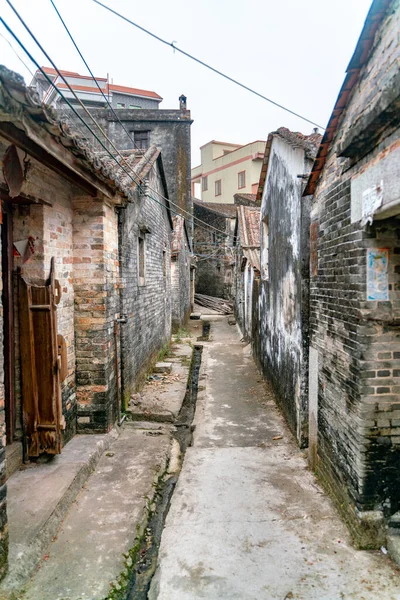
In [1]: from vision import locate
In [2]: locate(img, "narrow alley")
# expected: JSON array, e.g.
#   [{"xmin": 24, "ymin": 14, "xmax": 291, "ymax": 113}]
[{"xmin": 149, "ymin": 317, "xmax": 400, "ymax": 600}]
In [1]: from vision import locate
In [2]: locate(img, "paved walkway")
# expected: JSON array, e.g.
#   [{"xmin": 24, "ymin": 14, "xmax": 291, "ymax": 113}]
[{"xmin": 149, "ymin": 316, "xmax": 400, "ymax": 600}]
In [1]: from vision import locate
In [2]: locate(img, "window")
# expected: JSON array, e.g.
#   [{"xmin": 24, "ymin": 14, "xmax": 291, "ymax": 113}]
[
  {"xmin": 201, "ymin": 176, "xmax": 208, "ymax": 192},
  {"xmin": 215, "ymin": 179, "xmax": 222, "ymax": 196},
  {"xmin": 238, "ymin": 171, "xmax": 246, "ymax": 189},
  {"xmin": 261, "ymin": 217, "xmax": 269, "ymax": 281},
  {"xmin": 138, "ymin": 234, "xmax": 146, "ymax": 286},
  {"xmin": 133, "ymin": 131, "xmax": 150, "ymax": 150},
  {"xmin": 116, "ymin": 102, "xmax": 126, "ymax": 108},
  {"xmin": 129, "ymin": 105, "xmax": 141, "ymax": 109}
]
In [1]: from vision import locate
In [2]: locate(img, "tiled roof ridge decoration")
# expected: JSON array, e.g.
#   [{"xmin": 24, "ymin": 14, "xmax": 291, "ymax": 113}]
[
  {"xmin": 274, "ymin": 126, "xmax": 322, "ymax": 160},
  {"xmin": 0, "ymin": 65, "xmax": 159, "ymax": 202}
]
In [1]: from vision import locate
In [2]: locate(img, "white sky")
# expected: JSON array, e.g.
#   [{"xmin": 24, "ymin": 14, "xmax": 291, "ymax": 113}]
[{"xmin": 0, "ymin": 0, "xmax": 372, "ymax": 166}]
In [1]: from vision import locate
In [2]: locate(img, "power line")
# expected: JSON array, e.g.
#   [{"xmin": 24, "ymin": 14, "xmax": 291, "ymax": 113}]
[
  {"xmin": 0, "ymin": 31, "xmax": 34, "ymax": 76},
  {"xmin": 92, "ymin": 0, "xmax": 325, "ymax": 131},
  {"xmin": 49, "ymin": 0, "xmax": 145, "ymax": 157},
  {"xmin": 1, "ymin": 5, "xmax": 235, "ymax": 242},
  {"xmin": 0, "ymin": 16, "xmax": 235, "ymax": 244}
]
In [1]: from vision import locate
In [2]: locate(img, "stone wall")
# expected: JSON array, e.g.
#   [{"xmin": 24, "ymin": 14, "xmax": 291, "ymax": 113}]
[
  {"xmin": 309, "ymin": 0, "xmax": 400, "ymax": 544},
  {"xmin": 118, "ymin": 166, "xmax": 172, "ymax": 408},
  {"xmin": 258, "ymin": 136, "xmax": 312, "ymax": 447}
]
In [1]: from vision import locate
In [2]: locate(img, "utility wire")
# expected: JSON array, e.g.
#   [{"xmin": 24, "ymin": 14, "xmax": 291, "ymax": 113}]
[
  {"xmin": 0, "ymin": 31, "xmax": 34, "ymax": 76},
  {"xmin": 92, "ymin": 0, "xmax": 325, "ymax": 131},
  {"xmin": 1, "ymin": 5, "xmax": 234, "ymax": 242},
  {"xmin": 49, "ymin": 0, "xmax": 145, "ymax": 157}
]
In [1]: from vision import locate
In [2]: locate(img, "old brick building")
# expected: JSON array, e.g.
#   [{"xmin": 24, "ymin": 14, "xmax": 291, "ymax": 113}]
[
  {"xmin": 255, "ymin": 128, "xmax": 320, "ymax": 447},
  {"xmin": 306, "ymin": 0, "xmax": 400, "ymax": 547},
  {"xmin": 0, "ymin": 66, "xmax": 181, "ymax": 576},
  {"xmin": 69, "ymin": 105, "xmax": 193, "ymax": 234},
  {"xmin": 193, "ymin": 200, "xmax": 237, "ymax": 299}
]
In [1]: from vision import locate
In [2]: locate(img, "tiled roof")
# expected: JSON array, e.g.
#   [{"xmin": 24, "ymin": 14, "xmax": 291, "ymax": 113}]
[
  {"xmin": 237, "ymin": 205, "xmax": 260, "ymax": 272},
  {"xmin": 96, "ymin": 146, "xmax": 161, "ymax": 189},
  {"xmin": 238, "ymin": 205, "xmax": 260, "ymax": 248},
  {"xmin": 234, "ymin": 193, "xmax": 257, "ymax": 204},
  {"xmin": 0, "ymin": 66, "xmax": 159, "ymax": 204},
  {"xmin": 108, "ymin": 83, "xmax": 162, "ymax": 100},
  {"xmin": 193, "ymin": 199, "xmax": 238, "ymax": 218}
]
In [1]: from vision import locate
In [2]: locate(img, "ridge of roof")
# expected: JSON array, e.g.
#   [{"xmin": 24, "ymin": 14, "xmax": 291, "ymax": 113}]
[
  {"xmin": 0, "ymin": 66, "xmax": 159, "ymax": 203},
  {"xmin": 256, "ymin": 126, "xmax": 322, "ymax": 204}
]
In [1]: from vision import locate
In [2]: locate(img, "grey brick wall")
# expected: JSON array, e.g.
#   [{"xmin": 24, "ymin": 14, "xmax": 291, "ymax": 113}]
[
  {"xmin": 118, "ymin": 167, "xmax": 172, "ymax": 407},
  {"xmin": 69, "ymin": 108, "xmax": 193, "ymax": 236},
  {"xmin": 309, "ymin": 0, "xmax": 400, "ymax": 544},
  {"xmin": 194, "ymin": 204, "xmax": 233, "ymax": 299}
]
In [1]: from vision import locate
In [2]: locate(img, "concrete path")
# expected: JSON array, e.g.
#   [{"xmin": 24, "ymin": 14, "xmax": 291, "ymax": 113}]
[
  {"xmin": 21, "ymin": 424, "xmax": 172, "ymax": 600},
  {"xmin": 150, "ymin": 317, "xmax": 400, "ymax": 600}
]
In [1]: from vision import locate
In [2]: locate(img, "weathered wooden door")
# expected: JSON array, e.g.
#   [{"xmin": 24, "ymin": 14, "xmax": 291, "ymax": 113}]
[{"xmin": 18, "ymin": 257, "xmax": 65, "ymax": 457}]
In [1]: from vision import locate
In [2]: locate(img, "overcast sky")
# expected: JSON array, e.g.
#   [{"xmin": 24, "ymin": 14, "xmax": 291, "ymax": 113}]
[{"xmin": 0, "ymin": 0, "xmax": 372, "ymax": 166}]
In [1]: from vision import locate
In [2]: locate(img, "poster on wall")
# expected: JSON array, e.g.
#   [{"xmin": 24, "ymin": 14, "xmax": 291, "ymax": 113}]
[{"xmin": 367, "ymin": 248, "xmax": 389, "ymax": 301}]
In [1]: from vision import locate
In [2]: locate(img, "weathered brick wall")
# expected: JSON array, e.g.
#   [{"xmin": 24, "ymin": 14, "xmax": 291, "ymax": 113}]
[
  {"xmin": 69, "ymin": 108, "xmax": 193, "ymax": 233},
  {"xmin": 309, "ymin": 0, "xmax": 400, "ymax": 543},
  {"xmin": 7, "ymin": 156, "xmax": 78, "ymax": 443},
  {"xmin": 118, "ymin": 168, "xmax": 172, "ymax": 407},
  {"xmin": 171, "ymin": 235, "xmax": 191, "ymax": 332},
  {"xmin": 72, "ymin": 195, "xmax": 119, "ymax": 432},
  {"xmin": 258, "ymin": 138, "xmax": 312, "ymax": 447},
  {"xmin": 194, "ymin": 204, "xmax": 233, "ymax": 299}
]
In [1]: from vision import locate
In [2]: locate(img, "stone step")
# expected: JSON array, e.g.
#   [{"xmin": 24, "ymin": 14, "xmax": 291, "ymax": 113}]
[{"xmin": 1, "ymin": 429, "xmax": 119, "ymax": 593}]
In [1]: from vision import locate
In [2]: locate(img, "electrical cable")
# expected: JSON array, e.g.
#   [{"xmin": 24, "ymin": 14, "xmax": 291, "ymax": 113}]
[
  {"xmin": 92, "ymin": 0, "xmax": 326, "ymax": 131},
  {"xmin": 49, "ymin": 0, "xmax": 146, "ymax": 157},
  {"xmin": 1, "ymin": 8, "xmax": 235, "ymax": 243}
]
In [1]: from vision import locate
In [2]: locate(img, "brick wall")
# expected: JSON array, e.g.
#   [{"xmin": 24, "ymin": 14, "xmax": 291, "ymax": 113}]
[
  {"xmin": 72, "ymin": 196, "xmax": 119, "ymax": 432},
  {"xmin": 69, "ymin": 108, "xmax": 193, "ymax": 234},
  {"xmin": 11, "ymin": 158, "xmax": 79, "ymax": 443},
  {"xmin": 118, "ymin": 167, "xmax": 172, "ymax": 407},
  {"xmin": 309, "ymin": 0, "xmax": 400, "ymax": 544},
  {"xmin": 194, "ymin": 204, "xmax": 234, "ymax": 299}
]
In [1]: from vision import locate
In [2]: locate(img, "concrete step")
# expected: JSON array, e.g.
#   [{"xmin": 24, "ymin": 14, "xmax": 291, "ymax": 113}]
[{"xmin": 1, "ymin": 430, "xmax": 119, "ymax": 593}]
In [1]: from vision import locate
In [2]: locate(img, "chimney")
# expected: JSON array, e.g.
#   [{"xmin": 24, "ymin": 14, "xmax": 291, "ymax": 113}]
[
  {"xmin": 179, "ymin": 94, "xmax": 187, "ymax": 110},
  {"xmin": 312, "ymin": 127, "xmax": 319, "ymax": 134}
]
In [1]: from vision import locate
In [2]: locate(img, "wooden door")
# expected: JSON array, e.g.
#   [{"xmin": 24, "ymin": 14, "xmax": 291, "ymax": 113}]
[
  {"xmin": 18, "ymin": 257, "xmax": 65, "ymax": 456},
  {"xmin": 1, "ymin": 201, "xmax": 15, "ymax": 444}
]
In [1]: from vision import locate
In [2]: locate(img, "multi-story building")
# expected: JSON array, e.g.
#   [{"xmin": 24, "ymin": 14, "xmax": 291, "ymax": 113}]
[
  {"xmin": 191, "ymin": 139, "xmax": 265, "ymax": 204},
  {"xmin": 31, "ymin": 66, "xmax": 163, "ymax": 110}
]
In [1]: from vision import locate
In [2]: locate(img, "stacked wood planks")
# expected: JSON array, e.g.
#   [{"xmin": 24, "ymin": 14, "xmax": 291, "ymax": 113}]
[{"xmin": 194, "ymin": 293, "xmax": 233, "ymax": 315}]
